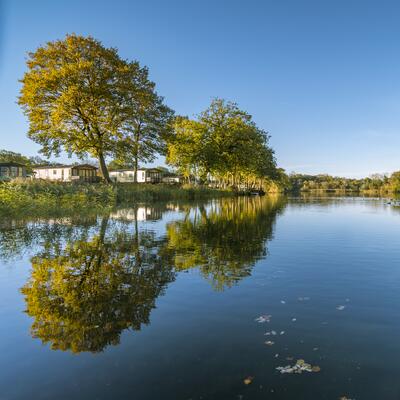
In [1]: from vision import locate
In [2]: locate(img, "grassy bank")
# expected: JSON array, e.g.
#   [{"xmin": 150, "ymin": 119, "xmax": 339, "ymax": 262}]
[{"xmin": 0, "ymin": 180, "xmax": 234, "ymax": 216}]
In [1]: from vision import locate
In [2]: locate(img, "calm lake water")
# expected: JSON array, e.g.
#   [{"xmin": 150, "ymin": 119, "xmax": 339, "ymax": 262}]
[{"xmin": 1, "ymin": 196, "xmax": 400, "ymax": 400}]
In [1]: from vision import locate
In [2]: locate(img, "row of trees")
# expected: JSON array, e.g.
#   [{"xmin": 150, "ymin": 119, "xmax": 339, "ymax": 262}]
[
  {"xmin": 166, "ymin": 99, "xmax": 278, "ymax": 190},
  {"xmin": 289, "ymin": 172, "xmax": 400, "ymax": 194},
  {"xmin": 18, "ymin": 34, "xmax": 280, "ymax": 188}
]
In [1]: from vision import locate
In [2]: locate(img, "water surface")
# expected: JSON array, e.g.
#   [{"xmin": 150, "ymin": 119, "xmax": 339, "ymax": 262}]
[{"xmin": 1, "ymin": 196, "xmax": 400, "ymax": 399}]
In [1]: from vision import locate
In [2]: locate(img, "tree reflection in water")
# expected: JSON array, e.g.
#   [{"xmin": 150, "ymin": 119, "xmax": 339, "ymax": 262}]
[
  {"xmin": 21, "ymin": 196, "xmax": 285, "ymax": 353},
  {"xmin": 163, "ymin": 195, "xmax": 285, "ymax": 290},
  {"xmin": 21, "ymin": 212, "xmax": 175, "ymax": 353}
]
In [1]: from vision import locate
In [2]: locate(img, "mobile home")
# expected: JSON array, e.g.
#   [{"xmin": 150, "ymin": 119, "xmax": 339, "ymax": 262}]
[
  {"xmin": 33, "ymin": 164, "xmax": 98, "ymax": 182},
  {"xmin": 109, "ymin": 168, "xmax": 162, "ymax": 183}
]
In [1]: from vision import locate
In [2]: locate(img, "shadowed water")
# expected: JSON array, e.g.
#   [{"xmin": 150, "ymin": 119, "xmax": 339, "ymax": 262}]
[{"xmin": 0, "ymin": 196, "xmax": 399, "ymax": 399}]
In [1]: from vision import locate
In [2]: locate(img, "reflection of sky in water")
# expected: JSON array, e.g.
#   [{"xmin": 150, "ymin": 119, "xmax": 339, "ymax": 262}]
[{"xmin": 0, "ymin": 197, "xmax": 400, "ymax": 399}]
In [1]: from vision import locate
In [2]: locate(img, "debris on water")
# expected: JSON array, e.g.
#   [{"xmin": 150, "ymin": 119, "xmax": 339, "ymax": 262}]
[
  {"xmin": 336, "ymin": 305, "xmax": 346, "ymax": 311},
  {"xmin": 265, "ymin": 340, "xmax": 275, "ymax": 346},
  {"xmin": 274, "ymin": 353, "xmax": 279, "ymax": 358},
  {"xmin": 339, "ymin": 397, "xmax": 355, "ymax": 400},
  {"xmin": 280, "ymin": 331, "xmax": 285, "ymax": 335},
  {"xmin": 243, "ymin": 376, "xmax": 254, "ymax": 385},
  {"xmin": 271, "ymin": 330, "xmax": 277, "ymax": 335},
  {"xmin": 313, "ymin": 347, "xmax": 319, "ymax": 351},
  {"xmin": 255, "ymin": 315, "xmax": 271, "ymax": 323},
  {"xmin": 298, "ymin": 297, "xmax": 310, "ymax": 302},
  {"xmin": 281, "ymin": 300, "xmax": 286, "ymax": 304},
  {"xmin": 265, "ymin": 330, "xmax": 277, "ymax": 336},
  {"xmin": 276, "ymin": 359, "xmax": 321, "ymax": 374},
  {"xmin": 292, "ymin": 318, "xmax": 297, "ymax": 322}
]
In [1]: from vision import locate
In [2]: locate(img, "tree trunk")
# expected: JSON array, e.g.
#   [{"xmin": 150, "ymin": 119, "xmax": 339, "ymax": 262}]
[
  {"xmin": 133, "ymin": 128, "xmax": 140, "ymax": 184},
  {"xmin": 133, "ymin": 155, "xmax": 138, "ymax": 183},
  {"xmin": 99, "ymin": 215, "xmax": 109, "ymax": 243},
  {"xmin": 98, "ymin": 152, "xmax": 112, "ymax": 183}
]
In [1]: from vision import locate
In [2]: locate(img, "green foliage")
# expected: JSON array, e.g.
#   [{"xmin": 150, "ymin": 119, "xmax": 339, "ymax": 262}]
[
  {"xmin": 0, "ymin": 149, "xmax": 51, "ymax": 173},
  {"xmin": 113, "ymin": 76, "xmax": 174, "ymax": 180},
  {"xmin": 107, "ymin": 159, "xmax": 133, "ymax": 171},
  {"xmin": 18, "ymin": 34, "xmax": 172, "ymax": 183},
  {"xmin": 387, "ymin": 171, "xmax": 400, "ymax": 193},
  {"xmin": 0, "ymin": 180, "xmax": 115, "ymax": 216},
  {"xmin": 115, "ymin": 183, "xmax": 234, "ymax": 203},
  {"xmin": 0, "ymin": 180, "xmax": 234, "ymax": 216},
  {"xmin": 166, "ymin": 99, "xmax": 278, "ymax": 191},
  {"xmin": 288, "ymin": 171, "xmax": 400, "ymax": 194}
]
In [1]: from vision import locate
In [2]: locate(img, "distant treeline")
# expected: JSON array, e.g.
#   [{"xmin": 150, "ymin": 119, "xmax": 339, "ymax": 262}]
[{"xmin": 288, "ymin": 172, "xmax": 400, "ymax": 194}]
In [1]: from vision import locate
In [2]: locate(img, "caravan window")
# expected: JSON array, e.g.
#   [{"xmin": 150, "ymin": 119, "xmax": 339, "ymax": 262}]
[{"xmin": 0, "ymin": 167, "xmax": 9, "ymax": 177}]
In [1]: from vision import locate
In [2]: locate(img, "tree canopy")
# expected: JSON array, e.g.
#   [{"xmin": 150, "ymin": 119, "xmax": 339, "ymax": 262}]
[
  {"xmin": 166, "ymin": 99, "xmax": 277, "ymax": 191},
  {"xmin": 19, "ymin": 34, "xmax": 172, "ymax": 183},
  {"xmin": 0, "ymin": 149, "xmax": 52, "ymax": 173}
]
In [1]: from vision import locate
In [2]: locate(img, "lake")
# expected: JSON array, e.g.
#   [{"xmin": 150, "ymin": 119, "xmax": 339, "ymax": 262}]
[{"xmin": 0, "ymin": 196, "xmax": 400, "ymax": 400}]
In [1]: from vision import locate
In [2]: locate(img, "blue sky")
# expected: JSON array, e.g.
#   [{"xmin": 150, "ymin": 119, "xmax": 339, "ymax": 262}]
[{"xmin": 1, "ymin": 0, "xmax": 400, "ymax": 177}]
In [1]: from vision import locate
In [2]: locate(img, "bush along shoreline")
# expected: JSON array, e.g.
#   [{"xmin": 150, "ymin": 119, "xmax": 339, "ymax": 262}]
[{"xmin": 0, "ymin": 180, "xmax": 238, "ymax": 217}]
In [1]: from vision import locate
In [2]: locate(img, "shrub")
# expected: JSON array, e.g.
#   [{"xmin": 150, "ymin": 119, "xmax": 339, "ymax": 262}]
[{"xmin": 0, "ymin": 180, "xmax": 233, "ymax": 216}]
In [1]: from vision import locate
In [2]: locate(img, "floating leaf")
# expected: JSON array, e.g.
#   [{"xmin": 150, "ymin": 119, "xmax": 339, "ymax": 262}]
[
  {"xmin": 243, "ymin": 376, "xmax": 254, "ymax": 385},
  {"xmin": 255, "ymin": 315, "xmax": 271, "ymax": 323},
  {"xmin": 276, "ymin": 359, "xmax": 321, "ymax": 374}
]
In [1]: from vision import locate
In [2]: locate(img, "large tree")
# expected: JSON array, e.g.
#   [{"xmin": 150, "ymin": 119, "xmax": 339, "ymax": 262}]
[
  {"xmin": 166, "ymin": 99, "xmax": 277, "ymax": 189},
  {"xmin": 166, "ymin": 116, "xmax": 211, "ymax": 182},
  {"xmin": 115, "ymin": 69, "xmax": 174, "ymax": 182},
  {"xmin": 19, "ymin": 34, "xmax": 168, "ymax": 183}
]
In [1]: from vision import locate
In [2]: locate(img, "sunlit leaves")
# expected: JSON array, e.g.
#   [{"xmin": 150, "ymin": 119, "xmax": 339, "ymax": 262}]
[
  {"xmin": 19, "ymin": 34, "xmax": 172, "ymax": 182},
  {"xmin": 166, "ymin": 99, "xmax": 277, "ymax": 189}
]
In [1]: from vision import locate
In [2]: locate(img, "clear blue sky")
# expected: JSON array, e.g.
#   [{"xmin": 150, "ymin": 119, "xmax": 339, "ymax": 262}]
[{"xmin": 1, "ymin": 0, "xmax": 400, "ymax": 177}]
